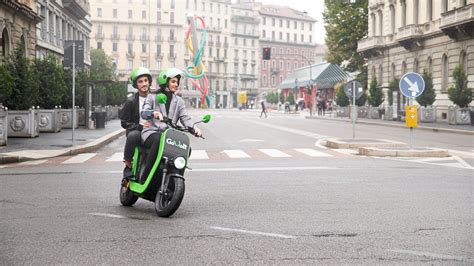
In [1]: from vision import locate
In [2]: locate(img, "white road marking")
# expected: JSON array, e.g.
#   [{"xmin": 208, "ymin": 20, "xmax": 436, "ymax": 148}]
[
  {"xmin": 387, "ymin": 249, "xmax": 466, "ymax": 262},
  {"xmin": 106, "ymin": 152, "xmax": 123, "ymax": 162},
  {"xmin": 190, "ymin": 150, "xmax": 209, "ymax": 160},
  {"xmin": 452, "ymin": 155, "xmax": 474, "ymax": 169},
  {"xmin": 89, "ymin": 212, "xmax": 127, "ymax": 219},
  {"xmin": 295, "ymin": 148, "xmax": 332, "ymax": 157},
  {"xmin": 412, "ymin": 157, "xmax": 455, "ymax": 162},
  {"xmin": 259, "ymin": 149, "xmax": 291, "ymax": 157},
  {"xmin": 189, "ymin": 166, "xmax": 338, "ymax": 172},
  {"xmin": 19, "ymin": 159, "xmax": 48, "ymax": 165},
  {"xmin": 239, "ymin": 139, "xmax": 264, "ymax": 142},
  {"xmin": 223, "ymin": 149, "xmax": 250, "ymax": 158},
  {"xmin": 315, "ymin": 138, "xmax": 328, "ymax": 149},
  {"xmin": 61, "ymin": 153, "xmax": 97, "ymax": 164},
  {"xmin": 210, "ymin": 226, "xmax": 296, "ymax": 239}
]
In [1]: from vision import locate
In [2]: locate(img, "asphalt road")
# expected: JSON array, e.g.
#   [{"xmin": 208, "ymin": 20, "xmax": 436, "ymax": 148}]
[{"xmin": 1, "ymin": 110, "xmax": 472, "ymax": 264}]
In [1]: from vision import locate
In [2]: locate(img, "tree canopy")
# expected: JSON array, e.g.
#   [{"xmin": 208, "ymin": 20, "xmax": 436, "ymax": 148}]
[{"xmin": 324, "ymin": 0, "xmax": 368, "ymax": 73}]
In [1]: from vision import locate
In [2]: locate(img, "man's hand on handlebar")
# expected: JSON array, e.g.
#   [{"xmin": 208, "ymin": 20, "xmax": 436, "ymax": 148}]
[{"xmin": 188, "ymin": 126, "xmax": 203, "ymax": 138}]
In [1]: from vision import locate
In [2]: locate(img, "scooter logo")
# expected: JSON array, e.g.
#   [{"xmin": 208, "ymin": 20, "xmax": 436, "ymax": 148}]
[{"xmin": 166, "ymin": 138, "xmax": 188, "ymax": 150}]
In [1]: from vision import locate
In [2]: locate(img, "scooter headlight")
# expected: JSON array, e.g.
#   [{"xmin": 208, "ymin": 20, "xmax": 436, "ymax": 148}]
[{"xmin": 173, "ymin": 157, "xmax": 186, "ymax": 169}]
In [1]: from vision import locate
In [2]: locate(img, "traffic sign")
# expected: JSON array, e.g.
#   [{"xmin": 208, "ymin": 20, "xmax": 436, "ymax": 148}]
[
  {"xmin": 344, "ymin": 80, "xmax": 364, "ymax": 99},
  {"xmin": 405, "ymin": 105, "xmax": 418, "ymax": 127},
  {"xmin": 399, "ymin": 72, "xmax": 425, "ymax": 98}
]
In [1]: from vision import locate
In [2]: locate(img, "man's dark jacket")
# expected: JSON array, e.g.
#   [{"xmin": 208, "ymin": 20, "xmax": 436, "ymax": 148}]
[{"xmin": 119, "ymin": 93, "xmax": 143, "ymax": 134}]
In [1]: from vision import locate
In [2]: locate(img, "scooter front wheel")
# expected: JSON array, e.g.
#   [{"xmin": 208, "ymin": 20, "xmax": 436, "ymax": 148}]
[
  {"xmin": 120, "ymin": 180, "xmax": 139, "ymax": 206},
  {"xmin": 155, "ymin": 177, "xmax": 185, "ymax": 217}
]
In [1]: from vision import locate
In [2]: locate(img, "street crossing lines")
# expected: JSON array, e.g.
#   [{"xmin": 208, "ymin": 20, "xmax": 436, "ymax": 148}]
[
  {"xmin": 106, "ymin": 152, "xmax": 123, "ymax": 162},
  {"xmin": 223, "ymin": 149, "xmax": 251, "ymax": 158},
  {"xmin": 61, "ymin": 153, "xmax": 97, "ymax": 164},
  {"xmin": 258, "ymin": 149, "xmax": 291, "ymax": 157},
  {"xmin": 294, "ymin": 148, "xmax": 333, "ymax": 157},
  {"xmin": 19, "ymin": 159, "xmax": 48, "ymax": 165},
  {"xmin": 190, "ymin": 150, "xmax": 209, "ymax": 160}
]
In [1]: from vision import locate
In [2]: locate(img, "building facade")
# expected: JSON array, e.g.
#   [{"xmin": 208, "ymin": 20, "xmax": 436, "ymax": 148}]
[
  {"xmin": 1, "ymin": 0, "xmax": 42, "ymax": 60},
  {"xmin": 90, "ymin": 0, "xmax": 322, "ymax": 108},
  {"xmin": 358, "ymin": 0, "xmax": 473, "ymax": 119},
  {"xmin": 35, "ymin": 0, "xmax": 92, "ymax": 65}
]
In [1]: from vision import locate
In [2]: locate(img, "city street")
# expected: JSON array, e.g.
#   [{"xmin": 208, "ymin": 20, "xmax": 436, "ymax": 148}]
[{"xmin": 1, "ymin": 109, "xmax": 472, "ymax": 264}]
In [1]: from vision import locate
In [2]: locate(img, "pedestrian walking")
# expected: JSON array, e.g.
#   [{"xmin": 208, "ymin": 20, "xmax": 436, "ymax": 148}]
[{"xmin": 260, "ymin": 100, "xmax": 267, "ymax": 118}]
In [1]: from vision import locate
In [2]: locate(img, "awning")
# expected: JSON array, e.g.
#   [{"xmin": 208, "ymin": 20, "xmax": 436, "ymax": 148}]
[{"xmin": 280, "ymin": 62, "xmax": 351, "ymax": 90}]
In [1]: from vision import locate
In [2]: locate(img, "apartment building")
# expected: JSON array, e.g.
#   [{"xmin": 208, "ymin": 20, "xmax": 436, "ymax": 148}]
[
  {"xmin": 257, "ymin": 3, "xmax": 319, "ymax": 97},
  {"xmin": 35, "ymin": 0, "xmax": 92, "ymax": 65},
  {"xmin": 90, "ymin": 0, "xmax": 321, "ymax": 108},
  {"xmin": 1, "ymin": 0, "xmax": 42, "ymax": 60},
  {"xmin": 358, "ymin": 0, "xmax": 473, "ymax": 119}
]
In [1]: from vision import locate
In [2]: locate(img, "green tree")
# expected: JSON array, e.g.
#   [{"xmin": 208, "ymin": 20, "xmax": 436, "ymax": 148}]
[
  {"xmin": 448, "ymin": 65, "xmax": 472, "ymax": 108},
  {"xmin": 3, "ymin": 43, "xmax": 39, "ymax": 110},
  {"xmin": 0, "ymin": 63, "xmax": 14, "ymax": 105},
  {"xmin": 335, "ymin": 83, "xmax": 350, "ymax": 107},
  {"xmin": 416, "ymin": 71, "xmax": 436, "ymax": 107},
  {"xmin": 88, "ymin": 49, "xmax": 125, "ymax": 106},
  {"xmin": 324, "ymin": 0, "xmax": 368, "ymax": 73},
  {"xmin": 367, "ymin": 77, "xmax": 383, "ymax": 107},
  {"xmin": 387, "ymin": 78, "xmax": 399, "ymax": 106},
  {"xmin": 35, "ymin": 56, "xmax": 68, "ymax": 109},
  {"xmin": 62, "ymin": 68, "xmax": 88, "ymax": 108}
]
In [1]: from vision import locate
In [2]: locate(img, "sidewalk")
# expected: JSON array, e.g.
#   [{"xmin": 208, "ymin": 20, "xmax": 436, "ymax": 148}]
[{"xmin": 0, "ymin": 119, "xmax": 125, "ymax": 164}]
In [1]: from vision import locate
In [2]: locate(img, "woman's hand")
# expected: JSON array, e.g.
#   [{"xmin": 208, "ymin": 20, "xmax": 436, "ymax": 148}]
[
  {"xmin": 143, "ymin": 121, "xmax": 152, "ymax": 128},
  {"xmin": 153, "ymin": 111, "xmax": 163, "ymax": 121}
]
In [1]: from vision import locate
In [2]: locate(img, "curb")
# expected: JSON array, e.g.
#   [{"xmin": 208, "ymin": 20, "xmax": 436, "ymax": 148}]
[
  {"xmin": 306, "ymin": 115, "xmax": 474, "ymax": 135},
  {"xmin": 0, "ymin": 128, "xmax": 125, "ymax": 165}
]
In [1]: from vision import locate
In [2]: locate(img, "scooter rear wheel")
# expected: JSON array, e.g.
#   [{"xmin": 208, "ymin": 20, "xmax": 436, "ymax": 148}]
[
  {"xmin": 120, "ymin": 180, "xmax": 139, "ymax": 206},
  {"xmin": 155, "ymin": 177, "xmax": 185, "ymax": 217}
]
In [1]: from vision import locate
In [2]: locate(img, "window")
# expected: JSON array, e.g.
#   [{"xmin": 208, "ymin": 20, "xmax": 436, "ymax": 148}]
[
  {"xmin": 262, "ymin": 30, "xmax": 266, "ymax": 38},
  {"xmin": 294, "ymin": 21, "xmax": 297, "ymax": 29},
  {"xmin": 263, "ymin": 17, "xmax": 266, "ymax": 25},
  {"xmin": 156, "ymin": 44, "xmax": 161, "ymax": 54},
  {"xmin": 413, "ymin": 59, "xmax": 418, "ymax": 73},
  {"xmin": 128, "ymin": 10, "xmax": 132, "ymax": 19},
  {"xmin": 426, "ymin": 57, "xmax": 432, "ymax": 74},
  {"xmin": 371, "ymin": 13, "xmax": 376, "ymax": 36},
  {"xmin": 378, "ymin": 11, "xmax": 383, "ymax": 35},
  {"xmin": 390, "ymin": 5, "xmax": 396, "ymax": 33},
  {"xmin": 169, "ymin": 45, "xmax": 175, "ymax": 56},
  {"xmin": 287, "ymin": 33, "xmax": 290, "ymax": 41},
  {"xmin": 142, "ymin": 43, "xmax": 146, "ymax": 53},
  {"xmin": 128, "ymin": 59, "xmax": 132, "ymax": 70},
  {"xmin": 142, "ymin": 10, "xmax": 146, "ymax": 19},
  {"xmin": 279, "ymin": 32, "xmax": 282, "ymax": 40},
  {"xmin": 97, "ymin": 42, "xmax": 102, "ymax": 49},
  {"xmin": 301, "ymin": 22, "xmax": 304, "ymax": 30},
  {"xmin": 441, "ymin": 54, "xmax": 448, "ymax": 91},
  {"xmin": 97, "ymin": 8, "xmax": 102, "ymax": 17},
  {"xmin": 113, "ymin": 9, "xmax": 117, "ymax": 18},
  {"xmin": 279, "ymin": 19, "xmax": 282, "ymax": 27},
  {"xmin": 442, "ymin": 0, "xmax": 448, "ymax": 12},
  {"xmin": 171, "ymin": 0, "xmax": 175, "ymax": 8},
  {"xmin": 413, "ymin": 0, "xmax": 419, "ymax": 24},
  {"xmin": 157, "ymin": 12, "xmax": 161, "ymax": 22},
  {"xmin": 460, "ymin": 50, "xmax": 467, "ymax": 73},
  {"xmin": 272, "ymin": 18, "xmax": 275, "ymax": 26},
  {"xmin": 301, "ymin": 34, "xmax": 304, "ymax": 42},
  {"xmin": 427, "ymin": 0, "xmax": 432, "ymax": 21},
  {"xmin": 286, "ymin": 20, "xmax": 290, "ymax": 28},
  {"xmin": 378, "ymin": 65, "xmax": 383, "ymax": 84},
  {"xmin": 170, "ymin": 12, "xmax": 174, "ymax": 24},
  {"xmin": 157, "ymin": 0, "xmax": 161, "ymax": 8},
  {"xmin": 113, "ymin": 42, "xmax": 118, "ymax": 52},
  {"xmin": 263, "ymin": 75, "xmax": 267, "ymax": 86},
  {"xmin": 401, "ymin": 1, "xmax": 406, "ymax": 26},
  {"xmin": 141, "ymin": 60, "xmax": 147, "ymax": 68}
]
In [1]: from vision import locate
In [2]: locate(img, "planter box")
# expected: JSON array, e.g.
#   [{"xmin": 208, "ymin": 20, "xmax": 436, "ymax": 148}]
[
  {"xmin": 111, "ymin": 106, "xmax": 119, "ymax": 119},
  {"xmin": 448, "ymin": 106, "xmax": 471, "ymax": 125},
  {"xmin": 0, "ymin": 107, "xmax": 7, "ymax": 145},
  {"xmin": 418, "ymin": 106, "xmax": 437, "ymax": 123},
  {"xmin": 60, "ymin": 109, "xmax": 79, "ymax": 129},
  {"xmin": 357, "ymin": 106, "xmax": 368, "ymax": 118},
  {"xmin": 368, "ymin": 106, "xmax": 381, "ymax": 119},
  {"xmin": 384, "ymin": 106, "xmax": 394, "ymax": 121},
  {"xmin": 335, "ymin": 106, "xmax": 350, "ymax": 117},
  {"xmin": 38, "ymin": 109, "xmax": 62, "ymax": 132},
  {"xmin": 7, "ymin": 109, "xmax": 39, "ymax": 138}
]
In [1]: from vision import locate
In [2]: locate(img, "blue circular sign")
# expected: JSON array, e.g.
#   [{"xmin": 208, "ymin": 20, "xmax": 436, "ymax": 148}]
[{"xmin": 399, "ymin": 72, "xmax": 425, "ymax": 98}]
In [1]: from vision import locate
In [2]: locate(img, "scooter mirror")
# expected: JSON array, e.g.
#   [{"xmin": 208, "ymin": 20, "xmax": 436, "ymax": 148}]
[
  {"xmin": 202, "ymin": 114, "xmax": 211, "ymax": 123},
  {"xmin": 156, "ymin": 93, "xmax": 167, "ymax": 104}
]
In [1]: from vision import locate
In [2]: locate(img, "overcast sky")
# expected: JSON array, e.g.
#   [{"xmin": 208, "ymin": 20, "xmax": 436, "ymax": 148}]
[{"xmin": 259, "ymin": 0, "xmax": 326, "ymax": 45}]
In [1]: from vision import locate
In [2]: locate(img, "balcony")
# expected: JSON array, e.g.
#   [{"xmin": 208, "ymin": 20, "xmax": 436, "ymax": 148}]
[
  {"xmin": 140, "ymin": 35, "xmax": 149, "ymax": 41},
  {"xmin": 168, "ymin": 36, "xmax": 177, "ymax": 43},
  {"xmin": 223, "ymin": 42, "xmax": 229, "ymax": 48},
  {"xmin": 155, "ymin": 53, "xmax": 164, "ymax": 60},
  {"xmin": 208, "ymin": 41, "xmax": 214, "ymax": 46},
  {"xmin": 270, "ymin": 68, "xmax": 280, "ymax": 74},
  {"xmin": 154, "ymin": 36, "xmax": 163, "ymax": 42},
  {"xmin": 95, "ymin": 33, "xmax": 105, "ymax": 40},
  {"xmin": 357, "ymin": 36, "xmax": 385, "ymax": 56},
  {"xmin": 62, "ymin": 0, "xmax": 89, "ymax": 19},
  {"xmin": 126, "ymin": 52, "xmax": 135, "ymax": 58},
  {"xmin": 216, "ymin": 42, "xmax": 221, "ymax": 47},
  {"xmin": 396, "ymin": 24, "xmax": 424, "ymax": 50},
  {"xmin": 440, "ymin": 4, "xmax": 474, "ymax": 40},
  {"xmin": 168, "ymin": 53, "xmax": 177, "ymax": 60},
  {"xmin": 126, "ymin": 34, "xmax": 135, "ymax": 41},
  {"xmin": 110, "ymin": 34, "xmax": 120, "ymax": 40}
]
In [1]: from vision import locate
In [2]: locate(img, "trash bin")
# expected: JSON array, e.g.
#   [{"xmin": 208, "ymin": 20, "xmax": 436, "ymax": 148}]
[{"xmin": 94, "ymin": 111, "xmax": 106, "ymax": 128}]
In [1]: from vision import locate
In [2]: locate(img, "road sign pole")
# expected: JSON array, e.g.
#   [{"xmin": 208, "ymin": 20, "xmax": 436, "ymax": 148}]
[
  {"xmin": 352, "ymin": 81, "xmax": 356, "ymax": 139},
  {"xmin": 72, "ymin": 41, "xmax": 75, "ymax": 146},
  {"xmin": 409, "ymin": 97, "xmax": 413, "ymax": 149}
]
